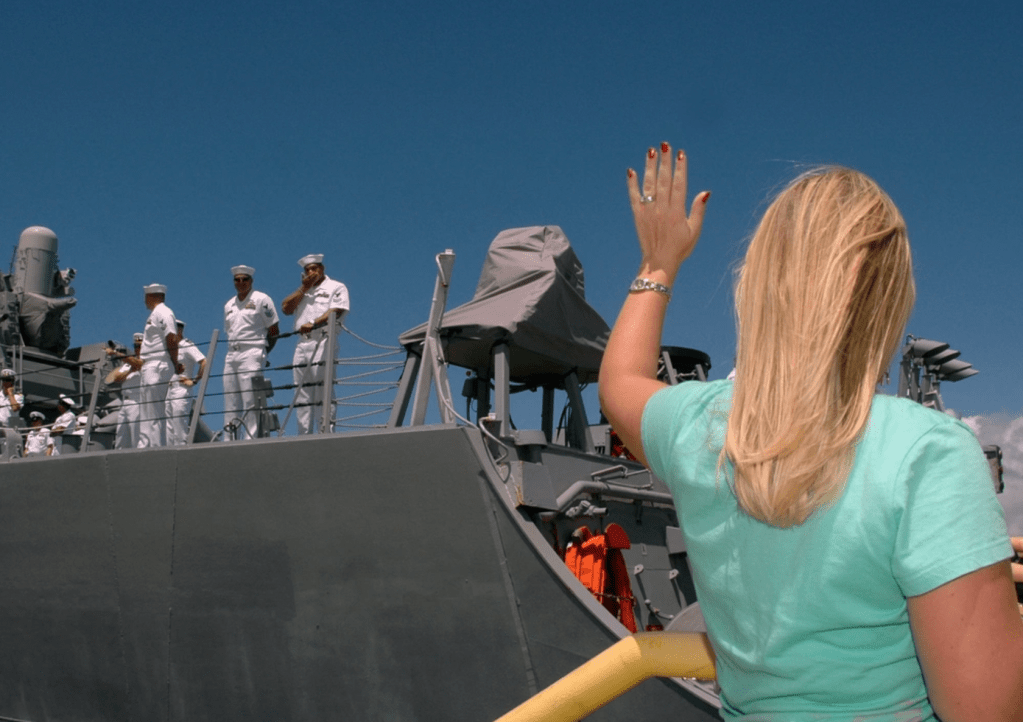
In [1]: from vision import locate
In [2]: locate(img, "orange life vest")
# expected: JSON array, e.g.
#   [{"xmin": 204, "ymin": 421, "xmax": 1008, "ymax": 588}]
[{"xmin": 563, "ymin": 523, "xmax": 637, "ymax": 633}]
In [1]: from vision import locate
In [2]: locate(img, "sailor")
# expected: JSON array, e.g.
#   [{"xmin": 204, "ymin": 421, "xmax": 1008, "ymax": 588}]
[
  {"xmin": 138, "ymin": 283, "xmax": 179, "ymax": 448},
  {"xmin": 50, "ymin": 394, "xmax": 78, "ymax": 454},
  {"xmin": 107, "ymin": 333, "xmax": 144, "ymax": 449},
  {"xmin": 23, "ymin": 411, "xmax": 54, "ymax": 457},
  {"xmin": 164, "ymin": 320, "xmax": 206, "ymax": 446},
  {"xmin": 0, "ymin": 369, "xmax": 23, "ymax": 427},
  {"xmin": 223, "ymin": 265, "xmax": 279, "ymax": 439},
  {"xmin": 281, "ymin": 254, "xmax": 349, "ymax": 434},
  {"xmin": 0, "ymin": 369, "xmax": 25, "ymax": 456}
]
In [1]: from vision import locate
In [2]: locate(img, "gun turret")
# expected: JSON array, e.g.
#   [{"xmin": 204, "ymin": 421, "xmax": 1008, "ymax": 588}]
[{"xmin": 9, "ymin": 226, "xmax": 77, "ymax": 356}]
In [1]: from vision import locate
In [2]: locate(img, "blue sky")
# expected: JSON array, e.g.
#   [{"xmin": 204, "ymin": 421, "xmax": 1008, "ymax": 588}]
[{"xmin": 1, "ymin": 3, "xmax": 1020, "ymax": 437}]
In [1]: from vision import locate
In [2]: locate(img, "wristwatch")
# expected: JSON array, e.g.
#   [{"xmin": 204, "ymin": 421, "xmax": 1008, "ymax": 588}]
[{"xmin": 629, "ymin": 277, "xmax": 672, "ymax": 300}]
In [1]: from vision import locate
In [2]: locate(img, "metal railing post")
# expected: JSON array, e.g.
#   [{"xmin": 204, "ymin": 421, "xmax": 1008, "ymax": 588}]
[
  {"xmin": 410, "ymin": 250, "xmax": 455, "ymax": 425},
  {"xmin": 319, "ymin": 314, "xmax": 337, "ymax": 433},
  {"xmin": 80, "ymin": 363, "xmax": 103, "ymax": 450},
  {"xmin": 187, "ymin": 329, "xmax": 218, "ymax": 444}
]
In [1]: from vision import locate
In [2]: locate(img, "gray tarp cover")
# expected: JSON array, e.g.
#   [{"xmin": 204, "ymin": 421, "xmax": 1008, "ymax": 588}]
[{"xmin": 398, "ymin": 226, "xmax": 610, "ymax": 383}]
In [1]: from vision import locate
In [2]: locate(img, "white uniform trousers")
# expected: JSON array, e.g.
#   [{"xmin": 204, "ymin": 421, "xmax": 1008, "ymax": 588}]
[
  {"xmin": 138, "ymin": 360, "xmax": 172, "ymax": 448},
  {"xmin": 164, "ymin": 383, "xmax": 192, "ymax": 446},
  {"xmin": 115, "ymin": 399, "xmax": 140, "ymax": 449},
  {"xmin": 292, "ymin": 336, "xmax": 333, "ymax": 435},
  {"xmin": 223, "ymin": 345, "xmax": 267, "ymax": 439}
]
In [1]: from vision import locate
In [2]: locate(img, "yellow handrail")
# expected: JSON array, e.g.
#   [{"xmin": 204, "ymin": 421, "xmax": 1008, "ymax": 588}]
[{"xmin": 495, "ymin": 632, "xmax": 716, "ymax": 722}]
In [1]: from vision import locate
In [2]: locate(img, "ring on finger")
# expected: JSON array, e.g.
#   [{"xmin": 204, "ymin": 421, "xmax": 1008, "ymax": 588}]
[{"xmin": 641, "ymin": 195, "xmax": 654, "ymax": 204}]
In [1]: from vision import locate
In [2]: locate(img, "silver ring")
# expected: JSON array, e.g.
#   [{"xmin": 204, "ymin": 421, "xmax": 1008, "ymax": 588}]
[{"xmin": 641, "ymin": 195, "xmax": 654, "ymax": 204}]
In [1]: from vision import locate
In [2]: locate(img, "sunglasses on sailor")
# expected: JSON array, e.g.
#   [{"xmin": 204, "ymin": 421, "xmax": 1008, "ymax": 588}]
[{"xmin": 233, "ymin": 276, "xmax": 252, "ymax": 283}]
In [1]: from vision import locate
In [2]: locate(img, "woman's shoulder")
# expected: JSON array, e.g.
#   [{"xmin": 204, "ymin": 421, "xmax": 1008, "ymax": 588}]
[
  {"xmin": 650, "ymin": 378, "xmax": 733, "ymax": 407},
  {"xmin": 867, "ymin": 394, "xmax": 978, "ymax": 450},
  {"xmin": 859, "ymin": 394, "xmax": 991, "ymax": 507},
  {"xmin": 643, "ymin": 380, "xmax": 732, "ymax": 447}
]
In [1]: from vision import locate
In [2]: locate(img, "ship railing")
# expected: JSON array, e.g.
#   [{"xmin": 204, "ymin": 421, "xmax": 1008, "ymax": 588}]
[
  {"xmin": 31, "ymin": 323, "xmax": 410, "ymax": 451},
  {"xmin": 174, "ymin": 324, "xmax": 407, "ymax": 441},
  {"xmin": 494, "ymin": 632, "xmax": 716, "ymax": 722}
]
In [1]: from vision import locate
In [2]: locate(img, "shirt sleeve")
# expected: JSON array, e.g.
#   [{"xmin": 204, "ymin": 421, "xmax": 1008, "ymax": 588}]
[
  {"xmin": 261, "ymin": 295, "xmax": 280, "ymax": 327},
  {"xmin": 329, "ymin": 283, "xmax": 350, "ymax": 312},
  {"xmin": 892, "ymin": 419, "xmax": 1012, "ymax": 597},
  {"xmin": 154, "ymin": 306, "xmax": 175, "ymax": 339},
  {"xmin": 641, "ymin": 380, "xmax": 730, "ymax": 484}
]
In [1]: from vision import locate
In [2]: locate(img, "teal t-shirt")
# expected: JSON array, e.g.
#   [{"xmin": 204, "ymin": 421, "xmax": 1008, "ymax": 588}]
[{"xmin": 641, "ymin": 380, "xmax": 1012, "ymax": 721}]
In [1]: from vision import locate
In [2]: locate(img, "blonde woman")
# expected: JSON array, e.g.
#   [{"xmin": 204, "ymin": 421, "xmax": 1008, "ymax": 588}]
[{"xmin": 599, "ymin": 142, "xmax": 1023, "ymax": 721}]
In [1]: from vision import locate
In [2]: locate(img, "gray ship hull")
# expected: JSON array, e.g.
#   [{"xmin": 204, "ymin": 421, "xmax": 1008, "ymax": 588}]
[{"xmin": 0, "ymin": 424, "xmax": 719, "ymax": 721}]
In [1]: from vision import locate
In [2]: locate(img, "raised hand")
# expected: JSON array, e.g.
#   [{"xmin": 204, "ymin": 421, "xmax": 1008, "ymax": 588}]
[{"xmin": 626, "ymin": 141, "xmax": 709, "ymax": 286}]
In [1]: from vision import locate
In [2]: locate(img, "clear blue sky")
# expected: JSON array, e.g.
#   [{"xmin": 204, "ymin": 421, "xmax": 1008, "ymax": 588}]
[{"xmin": 2, "ymin": 0, "xmax": 1020, "ymax": 423}]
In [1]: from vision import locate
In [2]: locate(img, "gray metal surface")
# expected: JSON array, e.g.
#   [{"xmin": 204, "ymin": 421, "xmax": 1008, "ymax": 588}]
[{"xmin": 0, "ymin": 425, "xmax": 718, "ymax": 721}]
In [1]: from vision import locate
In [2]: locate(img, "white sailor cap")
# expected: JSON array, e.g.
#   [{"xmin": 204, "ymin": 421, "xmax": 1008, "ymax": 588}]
[
  {"xmin": 298, "ymin": 254, "xmax": 324, "ymax": 268},
  {"xmin": 59, "ymin": 394, "xmax": 77, "ymax": 409},
  {"xmin": 143, "ymin": 283, "xmax": 167, "ymax": 295},
  {"xmin": 29, "ymin": 411, "xmax": 44, "ymax": 421},
  {"xmin": 0, "ymin": 369, "xmax": 14, "ymax": 380},
  {"xmin": 231, "ymin": 265, "xmax": 255, "ymax": 277},
  {"xmin": 133, "ymin": 332, "xmax": 144, "ymax": 343}
]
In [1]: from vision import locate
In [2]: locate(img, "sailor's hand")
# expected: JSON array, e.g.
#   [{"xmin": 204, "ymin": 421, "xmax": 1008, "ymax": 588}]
[
  {"xmin": 627, "ymin": 142, "xmax": 709, "ymax": 286},
  {"xmin": 300, "ymin": 268, "xmax": 322, "ymax": 290},
  {"xmin": 127, "ymin": 356, "xmax": 144, "ymax": 370},
  {"xmin": 300, "ymin": 322, "xmax": 314, "ymax": 334}
]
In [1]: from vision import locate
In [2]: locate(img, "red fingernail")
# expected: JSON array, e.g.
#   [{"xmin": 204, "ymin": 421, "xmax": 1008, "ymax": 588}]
[
  {"xmin": 647, "ymin": 148, "xmax": 655, "ymax": 159},
  {"xmin": 677, "ymin": 150, "xmax": 685, "ymax": 161},
  {"xmin": 627, "ymin": 168, "xmax": 634, "ymax": 178},
  {"xmin": 660, "ymin": 142, "xmax": 669, "ymax": 154},
  {"xmin": 702, "ymin": 191, "xmax": 711, "ymax": 203}
]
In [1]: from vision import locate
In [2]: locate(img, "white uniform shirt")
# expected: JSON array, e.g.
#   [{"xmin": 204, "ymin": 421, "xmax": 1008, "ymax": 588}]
[
  {"xmin": 293, "ymin": 276, "xmax": 349, "ymax": 331},
  {"xmin": 0, "ymin": 391, "xmax": 24, "ymax": 426},
  {"xmin": 51, "ymin": 409, "xmax": 76, "ymax": 454},
  {"xmin": 225, "ymin": 290, "xmax": 279, "ymax": 344},
  {"xmin": 53, "ymin": 409, "xmax": 77, "ymax": 433},
  {"xmin": 170, "ymin": 339, "xmax": 206, "ymax": 387},
  {"xmin": 24, "ymin": 427, "xmax": 52, "ymax": 456},
  {"xmin": 140, "ymin": 302, "xmax": 178, "ymax": 363},
  {"xmin": 117, "ymin": 364, "xmax": 143, "ymax": 401}
]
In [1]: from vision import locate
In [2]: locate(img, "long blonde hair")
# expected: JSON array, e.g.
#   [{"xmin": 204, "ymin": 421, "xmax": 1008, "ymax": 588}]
[{"xmin": 726, "ymin": 168, "xmax": 915, "ymax": 527}]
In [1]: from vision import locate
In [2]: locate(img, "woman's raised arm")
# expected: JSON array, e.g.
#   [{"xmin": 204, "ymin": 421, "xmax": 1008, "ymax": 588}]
[{"xmin": 598, "ymin": 142, "xmax": 709, "ymax": 465}]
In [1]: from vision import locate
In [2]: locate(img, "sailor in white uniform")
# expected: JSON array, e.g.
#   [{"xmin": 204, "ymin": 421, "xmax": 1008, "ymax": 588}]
[
  {"xmin": 0, "ymin": 368, "xmax": 23, "ymax": 427},
  {"xmin": 23, "ymin": 411, "xmax": 54, "ymax": 457},
  {"xmin": 281, "ymin": 254, "xmax": 349, "ymax": 434},
  {"xmin": 165, "ymin": 320, "xmax": 206, "ymax": 446},
  {"xmin": 108, "ymin": 333, "xmax": 144, "ymax": 449},
  {"xmin": 0, "ymin": 369, "xmax": 25, "ymax": 456},
  {"xmin": 50, "ymin": 394, "xmax": 78, "ymax": 454},
  {"xmin": 223, "ymin": 265, "xmax": 279, "ymax": 439},
  {"xmin": 138, "ymin": 283, "xmax": 179, "ymax": 448}
]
